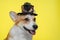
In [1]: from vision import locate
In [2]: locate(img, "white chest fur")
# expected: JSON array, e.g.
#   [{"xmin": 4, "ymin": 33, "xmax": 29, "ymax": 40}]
[{"xmin": 8, "ymin": 25, "xmax": 32, "ymax": 40}]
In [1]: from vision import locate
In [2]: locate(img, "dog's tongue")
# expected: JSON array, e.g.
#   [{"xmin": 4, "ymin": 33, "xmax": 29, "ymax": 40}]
[{"xmin": 30, "ymin": 30, "xmax": 35, "ymax": 35}]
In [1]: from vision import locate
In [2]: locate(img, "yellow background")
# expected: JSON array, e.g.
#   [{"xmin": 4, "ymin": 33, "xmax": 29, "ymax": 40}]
[{"xmin": 0, "ymin": 0, "xmax": 60, "ymax": 40}]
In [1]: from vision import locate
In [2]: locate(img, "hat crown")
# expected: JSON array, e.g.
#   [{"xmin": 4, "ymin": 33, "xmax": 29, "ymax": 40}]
[{"xmin": 23, "ymin": 2, "xmax": 34, "ymax": 11}]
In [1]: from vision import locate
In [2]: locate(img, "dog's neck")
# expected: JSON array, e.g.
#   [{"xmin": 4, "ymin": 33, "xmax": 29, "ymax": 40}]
[{"xmin": 9, "ymin": 25, "xmax": 32, "ymax": 40}]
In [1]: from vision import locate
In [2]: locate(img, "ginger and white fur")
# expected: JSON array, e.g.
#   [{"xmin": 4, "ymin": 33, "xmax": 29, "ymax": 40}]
[{"xmin": 5, "ymin": 11, "xmax": 37, "ymax": 40}]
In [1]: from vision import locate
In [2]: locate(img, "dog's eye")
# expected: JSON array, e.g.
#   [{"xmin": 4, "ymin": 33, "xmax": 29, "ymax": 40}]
[
  {"xmin": 24, "ymin": 18, "xmax": 29, "ymax": 21},
  {"xmin": 33, "ymin": 18, "xmax": 36, "ymax": 22}
]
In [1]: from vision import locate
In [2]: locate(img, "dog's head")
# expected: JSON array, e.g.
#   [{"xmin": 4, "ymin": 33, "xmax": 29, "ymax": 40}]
[{"xmin": 10, "ymin": 11, "xmax": 38, "ymax": 35}]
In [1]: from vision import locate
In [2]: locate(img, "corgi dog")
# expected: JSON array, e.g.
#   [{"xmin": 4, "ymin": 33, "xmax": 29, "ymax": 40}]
[{"xmin": 5, "ymin": 2, "xmax": 38, "ymax": 40}]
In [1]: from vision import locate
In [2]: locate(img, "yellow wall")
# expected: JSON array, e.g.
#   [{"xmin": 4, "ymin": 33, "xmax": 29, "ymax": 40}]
[{"xmin": 0, "ymin": 0, "xmax": 60, "ymax": 40}]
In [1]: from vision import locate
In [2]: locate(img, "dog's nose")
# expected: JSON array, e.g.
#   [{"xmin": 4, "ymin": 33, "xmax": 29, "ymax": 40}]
[{"xmin": 33, "ymin": 25, "xmax": 38, "ymax": 30}]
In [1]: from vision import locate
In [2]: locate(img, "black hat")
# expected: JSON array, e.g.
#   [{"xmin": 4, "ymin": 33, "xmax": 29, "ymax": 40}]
[{"xmin": 17, "ymin": 2, "xmax": 38, "ymax": 16}]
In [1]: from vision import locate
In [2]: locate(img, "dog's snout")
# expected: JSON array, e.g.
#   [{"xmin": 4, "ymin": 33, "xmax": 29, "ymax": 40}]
[{"xmin": 33, "ymin": 25, "xmax": 38, "ymax": 30}]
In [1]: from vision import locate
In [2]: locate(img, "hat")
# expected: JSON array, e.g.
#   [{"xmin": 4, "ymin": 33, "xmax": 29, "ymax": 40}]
[{"xmin": 17, "ymin": 2, "xmax": 38, "ymax": 16}]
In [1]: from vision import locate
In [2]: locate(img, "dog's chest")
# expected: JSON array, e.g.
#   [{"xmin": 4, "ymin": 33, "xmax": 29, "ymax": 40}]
[{"xmin": 9, "ymin": 26, "xmax": 32, "ymax": 40}]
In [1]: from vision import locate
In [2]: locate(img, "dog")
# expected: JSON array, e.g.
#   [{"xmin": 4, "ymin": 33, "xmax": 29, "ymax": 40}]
[{"xmin": 5, "ymin": 2, "xmax": 38, "ymax": 40}]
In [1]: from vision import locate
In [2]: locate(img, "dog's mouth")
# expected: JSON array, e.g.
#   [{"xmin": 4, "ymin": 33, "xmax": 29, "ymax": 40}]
[
  {"xmin": 23, "ymin": 26, "xmax": 36, "ymax": 35},
  {"xmin": 29, "ymin": 30, "xmax": 35, "ymax": 35}
]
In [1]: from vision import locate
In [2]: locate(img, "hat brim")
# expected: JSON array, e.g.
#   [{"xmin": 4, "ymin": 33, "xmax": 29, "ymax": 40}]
[{"xmin": 17, "ymin": 13, "xmax": 38, "ymax": 16}]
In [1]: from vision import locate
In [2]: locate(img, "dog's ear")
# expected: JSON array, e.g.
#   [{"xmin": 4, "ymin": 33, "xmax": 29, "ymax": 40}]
[{"xmin": 10, "ymin": 11, "xmax": 18, "ymax": 21}]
